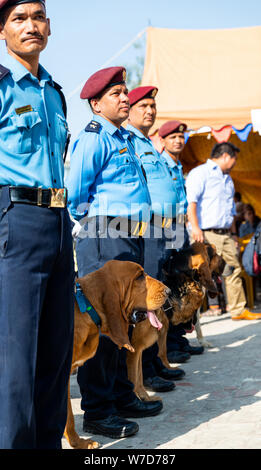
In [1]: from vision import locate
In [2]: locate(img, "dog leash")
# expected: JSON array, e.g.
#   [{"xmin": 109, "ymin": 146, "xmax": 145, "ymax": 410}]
[{"xmin": 75, "ymin": 282, "xmax": 102, "ymax": 328}]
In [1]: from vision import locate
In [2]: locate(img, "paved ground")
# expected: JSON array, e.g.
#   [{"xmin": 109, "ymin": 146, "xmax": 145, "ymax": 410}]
[{"xmin": 62, "ymin": 308, "xmax": 261, "ymax": 450}]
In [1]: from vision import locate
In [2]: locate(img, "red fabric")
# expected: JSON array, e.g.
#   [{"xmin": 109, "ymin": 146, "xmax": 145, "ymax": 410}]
[
  {"xmin": 80, "ymin": 66, "xmax": 126, "ymax": 100},
  {"xmin": 128, "ymin": 86, "xmax": 158, "ymax": 106},
  {"xmin": 253, "ymin": 251, "xmax": 261, "ymax": 275},
  {"xmin": 158, "ymin": 120, "xmax": 187, "ymax": 138},
  {"xmin": 211, "ymin": 125, "xmax": 232, "ymax": 143}
]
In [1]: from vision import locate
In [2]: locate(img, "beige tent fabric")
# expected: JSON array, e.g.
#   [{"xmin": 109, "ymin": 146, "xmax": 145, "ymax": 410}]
[{"xmin": 142, "ymin": 26, "xmax": 261, "ymax": 130}]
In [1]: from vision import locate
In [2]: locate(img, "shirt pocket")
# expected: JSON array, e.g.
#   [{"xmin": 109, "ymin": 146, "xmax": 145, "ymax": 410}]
[
  {"xmin": 142, "ymin": 156, "xmax": 168, "ymax": 179},
  {"xmin": 10, "ymin": 111, "xmax": 42, "ymax": 154},
  {"xmin": 114, "ymin": 155, "xmax": 137, "ymax": 183},
  {"xmin": 55, "ymin": 113, "xmax": 68, "ymax": 155}
]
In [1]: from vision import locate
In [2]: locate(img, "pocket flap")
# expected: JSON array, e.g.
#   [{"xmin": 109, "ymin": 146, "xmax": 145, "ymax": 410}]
[{"xmin": 11, "ymin": 111, "xmax": 42, "ymax": 130}]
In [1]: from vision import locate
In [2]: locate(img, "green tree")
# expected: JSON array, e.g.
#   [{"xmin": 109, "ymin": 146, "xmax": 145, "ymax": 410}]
[{"xmin": 124, "ymin": 36, "xmax": 146, "ymax": 90}]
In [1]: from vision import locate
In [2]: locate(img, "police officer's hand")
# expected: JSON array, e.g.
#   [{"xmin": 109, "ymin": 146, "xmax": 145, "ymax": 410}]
[
  {"xmin": 72, "ymin": 220, "xmax": 82, "ymax": 238},
  {"xmin": 192, "ymin": 226, "xmax": 204, "ymax": 243}
]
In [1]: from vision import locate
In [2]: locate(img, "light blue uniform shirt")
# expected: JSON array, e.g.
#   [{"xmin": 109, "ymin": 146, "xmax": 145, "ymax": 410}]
[
  {"xmin": 127, "ymin": 124, "xmax": 178, "ymax": 218},
  {"xmin": 0, "ymin": 53, "xmax": 68, "ymax": 188},
  {"xmin": 161, "ymin": 150, "xmax": 188, "ymax": 215},
  {"xmin": 67, "ymin": 115, "xmax": 151, "ymax": 222},
  {"xmin": 186, "ymin": 158, "xmax": 236, "ymax": 229}
]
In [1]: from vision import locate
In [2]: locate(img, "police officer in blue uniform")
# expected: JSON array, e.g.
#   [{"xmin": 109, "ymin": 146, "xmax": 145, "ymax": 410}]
[
  {"xmin": 127, "ymin": 88, "xmax": 186, "ymax": 392},
  {"xmin": 0, "ymin": 0, "xmax": 74, "ymax": 449},
  {"xmin": 159, "ymin": 120, "xmax": 204, "ymax": 360},
  {"xmin": 67, "ymin": 67, "xmax": 162, "ymax": 440}
]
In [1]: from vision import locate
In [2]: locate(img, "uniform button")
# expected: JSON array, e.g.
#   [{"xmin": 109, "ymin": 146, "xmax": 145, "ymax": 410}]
[
  {"xmin": 54, "ymin": 179, "xmax": 57, "ymax": 183},
  {"xmin": 51, "ymin": 152, "xmax": 54, "ymax": 156}
]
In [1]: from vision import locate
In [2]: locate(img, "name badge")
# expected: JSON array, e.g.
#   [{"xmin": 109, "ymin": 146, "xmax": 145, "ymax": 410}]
[
  {"xmin": 15, "ymin": 105, "xmax": 33, "ymax": 115},
  {"xmin": 119, "ymin": 147, "xmax": 128, "ymax": 154},
  {"xmin": 144, "ymin": 152, "xmax": 153, "ymax": 156}
]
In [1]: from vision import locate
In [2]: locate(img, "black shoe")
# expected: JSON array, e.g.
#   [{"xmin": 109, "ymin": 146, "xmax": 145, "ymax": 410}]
[
  {"xmin": 181, "ymin": 344, "xmax": 204, "ymax": 355},
  {"xmin": 143, "ymin": 376, "xmax": 176, "ymax": 392},
  {"xmin": 83, "ymin": 414, "xmax": 139, "ymax": 439},
  {"xmin": 158, "ymin": 367, "xmax": 185, "ymax": 381},
  {"xmin": 117, "ymin": 397, "xmax": 163, "ymax": 418},
  {"xmin": 167, "ymin": 350, "xmax": 191, "ymax": 363}
]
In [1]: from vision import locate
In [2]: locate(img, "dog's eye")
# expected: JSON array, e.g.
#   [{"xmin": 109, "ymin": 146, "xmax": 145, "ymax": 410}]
[{"xmin": 136, "ymin": 273, "xmax": 145, "ymax": 281}]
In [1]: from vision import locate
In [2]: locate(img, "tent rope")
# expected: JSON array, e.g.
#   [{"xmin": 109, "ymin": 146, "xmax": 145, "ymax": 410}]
[{"xmin": 66, "ymin": 28, "xmax": 147, "ymax": 101}]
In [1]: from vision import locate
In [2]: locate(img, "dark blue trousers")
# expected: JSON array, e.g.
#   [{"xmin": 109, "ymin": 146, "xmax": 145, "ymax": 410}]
[
  {"xmin": 0, "ymin": 187, "xmax": 74, "ymax": 449},
  {"xmin": 142, "ymin": 222, "xmax": 190, "ymax": 378},
  {"xmin": 76, "ymin": 218, "xmax": 144, "ymax": 420},
  {"xmin": 142, "ymin": 224, "xmax": 170, "ymax": 378}
]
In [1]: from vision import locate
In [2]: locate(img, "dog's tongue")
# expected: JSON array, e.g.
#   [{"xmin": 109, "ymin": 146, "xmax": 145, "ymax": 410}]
[{"xmin": 147, "ymin": 311, "xmax": 163, "ymax": 330}]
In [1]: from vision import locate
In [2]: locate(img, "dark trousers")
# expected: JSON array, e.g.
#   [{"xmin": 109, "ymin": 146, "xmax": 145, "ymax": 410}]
[
  {"xmin": 142, "ymin": 224, "xmax": 170, "ymax": 379},
  {"xmin": 76, "ymin": 218, "xmax": 144, "ymax": 420},
  {"xmin": 142, "ymin": 223, "xmax": 190, "ymax": 378},
  {"xmin": 0, "ymin": 187, "xmax": 74, "ymax": 449},
  {"xmin": 166, "ymin": 225, "xmax": 190, "ymax": 353}
]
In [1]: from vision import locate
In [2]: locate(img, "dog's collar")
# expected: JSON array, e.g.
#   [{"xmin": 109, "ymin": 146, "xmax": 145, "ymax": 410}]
[{"xmin": 75, "ymin": 282, "xmax": 102, "ymax": 328}]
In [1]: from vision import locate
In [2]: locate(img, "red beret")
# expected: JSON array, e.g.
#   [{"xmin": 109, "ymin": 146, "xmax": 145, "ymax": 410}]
[
  {"xmin": 158, "ymin": 120, "xmax": 187, "ymax": 138},
  {"xmin": 0, "ymin": 0, "xmax": 45, "ymax": 10},
  {"xmin": 80, "ymin": 66, "xmax": 126, "ymax": 100},
  {"xmin": 128, "ymin": 86, "xmax": 158, "ymax": 107}
]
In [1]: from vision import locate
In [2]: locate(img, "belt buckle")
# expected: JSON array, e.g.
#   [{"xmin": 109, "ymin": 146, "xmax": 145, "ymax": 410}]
[
  {"xmin": 37, "ymin": 187, "xmax": 43, "ymax": 206},
  {"xmin": 132, "ymin": 221, "xmax": 148, "ymax": 237},
  {"xmin": 176, "ymin": 214, "xmax": 185, "ymax": 225},
  {"xmin": 49, "ymin": 188, "xmax": 67, "ymax": 208},
  {"xmin": 162, "ymin": 217, "xmax": 172, "ymax": 229}
]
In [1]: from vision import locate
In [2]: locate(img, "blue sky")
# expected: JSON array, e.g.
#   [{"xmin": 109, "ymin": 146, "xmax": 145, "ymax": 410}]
[{"xmin": 1, "ymin": 0, "xmax": 261, "ymax": 144}]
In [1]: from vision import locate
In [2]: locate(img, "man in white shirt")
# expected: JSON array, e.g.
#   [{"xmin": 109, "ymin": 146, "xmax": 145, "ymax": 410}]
[{"xmin": 186, "ymin": 141, "xmax": 261, "ymax": 320}]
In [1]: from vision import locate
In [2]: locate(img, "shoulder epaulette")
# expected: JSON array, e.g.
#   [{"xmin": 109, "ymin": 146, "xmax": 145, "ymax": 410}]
[
  {"xmin": 0, "ymin": 64, "xmax": 10, "ymax": 81},
  {"xmin": 85, "ymin": 120, "xmax": 102, "ymax": 134}
]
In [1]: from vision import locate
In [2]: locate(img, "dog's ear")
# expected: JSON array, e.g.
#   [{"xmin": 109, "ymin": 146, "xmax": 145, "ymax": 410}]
[
  {"xmin": 198, "ymin": 262, "xmax": 218, "ymax": 295},
  {"xmin": 98, "ymin": 261, "xmax": 136, "ymax": 353},
  {"xmin": 100, "ymin": 285, "xmax": 135, "ymax": 353}
]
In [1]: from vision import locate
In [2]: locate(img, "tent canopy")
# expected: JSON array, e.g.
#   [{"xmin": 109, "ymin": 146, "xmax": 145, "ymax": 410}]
[
  {"xmin": 142, "ymin": 26, "xmax": 261, "ymax": 130},
  {"xmin": 142, "ymin": 26, "xmax": 261, "ymax": 217}
]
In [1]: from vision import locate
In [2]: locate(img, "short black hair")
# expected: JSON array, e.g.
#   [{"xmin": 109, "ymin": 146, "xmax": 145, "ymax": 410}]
[
  {"xmin": 234, "ymin": 191, "xmax": 241, "ymax": 201},
  {"xmin": 211, "ymin": 142, "xmax": 240, "ymax": 159},
  {"xmin": 0, "ymin": 11, "xmax": 6, "ymax": 26}
]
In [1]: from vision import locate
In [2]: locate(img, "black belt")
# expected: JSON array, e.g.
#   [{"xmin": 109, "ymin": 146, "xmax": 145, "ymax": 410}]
[
  {"xmin": 203, "ymin": 228, "xmax": 230, "ymax": 235},
  {"xmin": 150, "ymin": 214, "xmax": 175, "ymax": 229},
  {"xmin": 8, "ymin": 186, "xmax": 68, "ymax": 208},
  {"xmin": 87, "ymin": 216, "xmax": 148, "ymax": 237}
]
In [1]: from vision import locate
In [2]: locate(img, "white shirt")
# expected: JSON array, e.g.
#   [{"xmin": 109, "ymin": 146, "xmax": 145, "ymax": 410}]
[{"xmin": 186, "ymin": 159, "xmax": 236, "ymax": 229}]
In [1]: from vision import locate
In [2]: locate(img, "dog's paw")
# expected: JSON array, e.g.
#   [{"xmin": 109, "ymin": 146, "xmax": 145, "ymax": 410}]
[
  {"xmin": 136, "ymin": 388, "xmax": 161, "ymax": 402},
  {"xmin": 199, "ymin": 339, "xmax": 214, "ymax": 348},
  {"xmin": 77, "ymin": 437, "xmax": 100, "ymax": 449}
]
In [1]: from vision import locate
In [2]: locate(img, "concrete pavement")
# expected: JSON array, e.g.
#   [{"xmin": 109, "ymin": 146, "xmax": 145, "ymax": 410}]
[{"xmin": 62, "ymin": 311, "xmax": 261, "ymax": 450}]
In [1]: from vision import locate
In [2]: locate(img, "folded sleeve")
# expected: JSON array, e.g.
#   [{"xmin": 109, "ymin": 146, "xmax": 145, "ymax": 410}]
[
  {"xmin": 66, "ymin": 132, "xmax": 106, "ymax": 220},
  {"xmin": 185, "ymin": 167, "xmax": 205, "ymax": 204}
]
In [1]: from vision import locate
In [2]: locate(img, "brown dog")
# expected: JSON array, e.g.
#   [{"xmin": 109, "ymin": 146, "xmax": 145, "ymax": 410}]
[
  {"xmin": 195, "ymin": 242, "xmax": 226, "ymax": 347},
  {"xmin": 126, "ymin": 242, "xmax": 218, "ymax": 401},
  {"xmin": 64, "ymin": 259, "xmax": 169, "ymax": 449}
]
